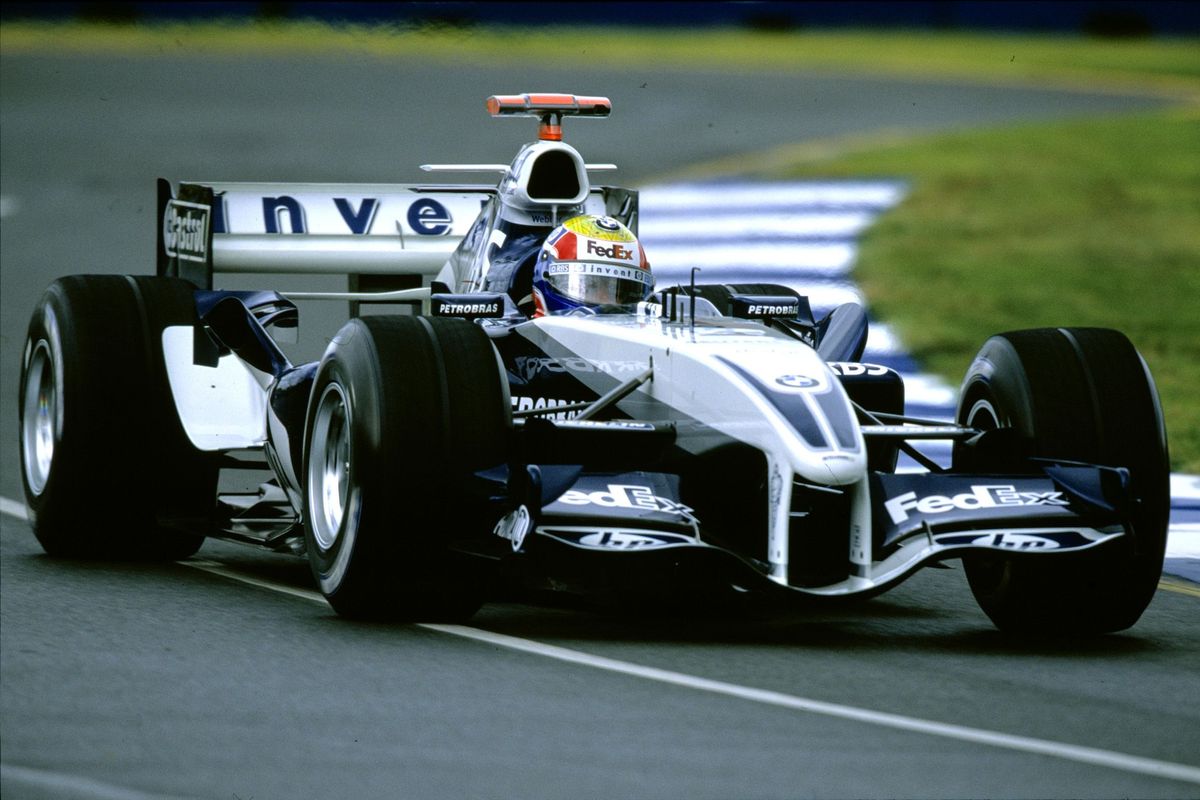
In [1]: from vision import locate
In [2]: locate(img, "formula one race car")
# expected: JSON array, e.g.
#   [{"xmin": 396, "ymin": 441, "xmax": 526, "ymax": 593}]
[{"xmin": 18, "ymin": 94, "xmax": 1170, "ymax": 634}]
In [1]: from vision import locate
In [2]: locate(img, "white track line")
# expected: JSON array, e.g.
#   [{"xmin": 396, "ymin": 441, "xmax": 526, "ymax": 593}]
[
  {"xmin": 131, "ymin": 550, "xmax": 1200, "ymax": 786},
  {"xmin": 0, "ymin": 195, "xmax": 19, "ymax": 219},
  {"xmin": 427, "ymin": 623, "xmax": 1200, "ymax": 786},
  {"xmin": 0, "ymin": 496, "xmax": 28, "ymax": 520},
  {"xmin": 4, "ymin": 501, "xmax": 1200, "ymax": 785},
  {"xmin": 640, "ymin": 182, "xmax": 907, "ymax": 210},
  {"xmin": 0, "ymin": 763, "xmax": 192, "ymax": 800}
]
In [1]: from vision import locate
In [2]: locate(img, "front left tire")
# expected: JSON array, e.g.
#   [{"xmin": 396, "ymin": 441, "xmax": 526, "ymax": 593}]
[{"xmin": 303, "ymin": 315, "xmax": 511, "ymax": 620}]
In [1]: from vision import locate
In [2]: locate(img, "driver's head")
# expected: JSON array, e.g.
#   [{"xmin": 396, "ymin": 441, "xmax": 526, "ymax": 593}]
[{"xmin": 531, "ymin": 215, "xmax": 652, "ymax": 316}]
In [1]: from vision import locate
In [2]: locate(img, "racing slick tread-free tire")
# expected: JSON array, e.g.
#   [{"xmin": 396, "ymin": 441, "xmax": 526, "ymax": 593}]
[
  {"xmin": 19, "ymin": 275, "xmax": 218, "ymax": 560},
  {"xmin": 953, "ymin": 327, "xmax": 1169, "ymax": 635},
  {"xmin": 303, "ymin": 315, "xmax": 511, "ymax": 621}
]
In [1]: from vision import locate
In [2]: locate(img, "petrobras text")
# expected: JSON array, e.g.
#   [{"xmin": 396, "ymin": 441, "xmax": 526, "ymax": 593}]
[
  {"xmin": 435, "ymin": 302, "xmax": 501, "ymax": 316},
  {"xmin": 747, "ymin": 304, "xmax": 795, "ymax": 315}
]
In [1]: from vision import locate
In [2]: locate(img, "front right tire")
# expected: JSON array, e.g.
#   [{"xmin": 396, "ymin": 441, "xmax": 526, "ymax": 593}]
[{"xmin": 953, "ymin": 327, "xmax": 1169, "ymax": 635}]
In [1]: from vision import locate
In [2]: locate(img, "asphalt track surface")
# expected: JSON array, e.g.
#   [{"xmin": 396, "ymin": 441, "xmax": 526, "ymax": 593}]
[{"xmin": 3, "ymin": 50, "xmax": 1198, "ymax": 799}]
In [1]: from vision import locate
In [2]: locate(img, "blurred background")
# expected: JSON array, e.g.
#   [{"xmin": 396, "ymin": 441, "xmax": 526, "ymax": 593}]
[{"xmin": 4, "ymin": 1, "xmax": 1200, "ymax": 34}]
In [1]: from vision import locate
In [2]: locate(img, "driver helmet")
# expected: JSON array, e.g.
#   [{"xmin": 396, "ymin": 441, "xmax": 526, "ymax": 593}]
[{"xmin": 532, "ymin": 215, "xmax": 652, "ymax": 316}]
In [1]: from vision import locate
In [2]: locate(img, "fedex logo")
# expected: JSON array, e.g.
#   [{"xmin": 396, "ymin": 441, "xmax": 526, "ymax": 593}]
[
  {"xmin": 586, "ymin": 239, "xmax": 635, "ymax": 261},
  {"xmin": 557, "ymin": 483, "xmax": 697, "ymax": 522},
  {"xmin": 885, "ymin": 484, "xmax": 1068, "ymax": 524}
]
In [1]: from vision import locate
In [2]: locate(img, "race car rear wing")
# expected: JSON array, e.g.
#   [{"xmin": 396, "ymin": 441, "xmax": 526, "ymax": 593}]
[
  {"xmin": 156, "ymin": 179, "xmax": 639, "ymax": 293},
  {"xmin": 156, "ymin": 178, "xmax": 495, "ymax": 290}
]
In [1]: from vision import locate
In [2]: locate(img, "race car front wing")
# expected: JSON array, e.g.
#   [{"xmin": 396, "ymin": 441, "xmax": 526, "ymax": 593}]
[{"xmin": 490, "ymin": 431, "xmax": 1133, "ymax": 599}]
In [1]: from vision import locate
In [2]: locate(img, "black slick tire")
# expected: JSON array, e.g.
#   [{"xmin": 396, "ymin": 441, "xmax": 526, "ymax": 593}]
[
  {"xmin": 303, "ymin": 316, "xmax": 511, "ymax": 621},
  {"xmin": 953, "ymin": 327, "xmax": 1169, "ymax": 635},
  {"xmin": 18, "ymin": 275, "xmax": 218, "ymax": 560}
]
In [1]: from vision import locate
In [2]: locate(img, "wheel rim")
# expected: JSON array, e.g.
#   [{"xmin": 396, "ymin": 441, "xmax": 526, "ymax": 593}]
[
  {"xmin": 960, "ymin": 393, "xmax": 1013, "ymax": 592},
  {"xmin": 965, "ymin": 396, "xmax": 1001, "ymax": 431},
  {"xmin": 308, "ymin": 382, "xmax": 352, "ymax": 552},
  {"xmin": 22, "ymin": 340, "xmax": 57, "ymax": 496}
]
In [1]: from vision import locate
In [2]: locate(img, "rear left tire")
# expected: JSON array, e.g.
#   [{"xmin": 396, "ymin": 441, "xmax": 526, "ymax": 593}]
[{"xmin": 19, "ymin": 275, "xmax": 218, "ymax": 560}]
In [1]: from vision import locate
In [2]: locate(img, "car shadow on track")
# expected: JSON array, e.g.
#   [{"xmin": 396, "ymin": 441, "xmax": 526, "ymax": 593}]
[
  {"xmin": 180, "ymin": 542, "xmax": 1178, "ymax": 658},
  {"xmin": 462, "ymin": 598, "xmax": 1170, "ymax": 659},
  {"xmin": 7, "ymin": 538, "xmax": 1171, "ymax": 660}
]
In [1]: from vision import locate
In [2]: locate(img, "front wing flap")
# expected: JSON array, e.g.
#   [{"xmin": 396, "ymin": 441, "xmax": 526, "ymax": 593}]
[
  {"xmin": 870, "ymin": 466, "xmax": 1131, "ymax": 553},
  {"xmin": 490, "ymin": 454, "xmax": 1135, "ymax": 599}
]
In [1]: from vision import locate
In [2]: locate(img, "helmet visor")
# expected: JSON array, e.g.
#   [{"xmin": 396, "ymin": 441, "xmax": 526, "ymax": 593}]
[{"xmin": 545, "ymin": 262, "xmax": 652, "ymax": 306}]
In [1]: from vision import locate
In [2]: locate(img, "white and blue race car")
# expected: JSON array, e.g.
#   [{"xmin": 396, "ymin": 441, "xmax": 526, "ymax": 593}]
[{"xmin": 18, "ymin": 94, "xmax": 1170, "ymax": 633}]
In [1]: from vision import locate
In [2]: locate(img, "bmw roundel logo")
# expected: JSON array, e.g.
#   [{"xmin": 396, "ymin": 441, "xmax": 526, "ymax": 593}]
[
  {"xmin": 596, "ymin": 216, "xmax": 621, "ymax": 231},
  {"xmin": 776, "ymin": 374, "xmax": 818, "ymax": 389}
]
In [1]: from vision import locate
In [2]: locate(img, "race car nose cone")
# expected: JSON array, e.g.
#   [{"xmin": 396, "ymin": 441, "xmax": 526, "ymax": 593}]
[{"xmin": 822, "ymin": 453, "xmax": 864, "ymax": 485}]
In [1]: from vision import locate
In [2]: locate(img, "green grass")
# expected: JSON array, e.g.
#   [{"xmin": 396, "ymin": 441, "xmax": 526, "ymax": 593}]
[
  {"xmin": 4, "ymin": 20, "xmax": 1198, "ymax": 468},
  {"xmin": 780, "ymin": 108, "xmax": 1200, "ymax": 473}
]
